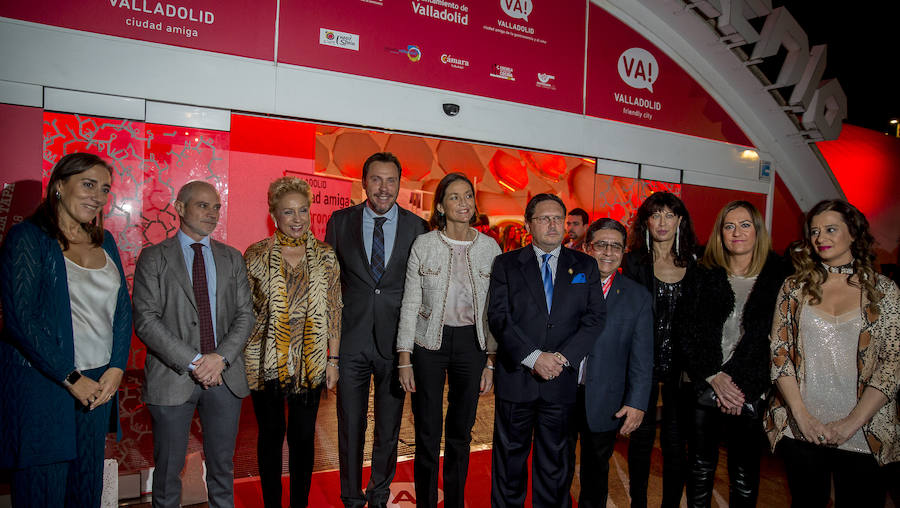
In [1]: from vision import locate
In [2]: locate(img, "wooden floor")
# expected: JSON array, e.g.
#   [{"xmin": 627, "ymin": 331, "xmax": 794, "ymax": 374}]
[{"xmin": 121, "ymin": 385, "xmax": 833, "ymax": 507}]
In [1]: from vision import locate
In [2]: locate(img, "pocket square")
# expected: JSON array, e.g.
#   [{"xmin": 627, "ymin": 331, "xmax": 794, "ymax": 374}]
[{"xmin": 572, "ymin": 273, "xmax": 586, "ymax": 283}]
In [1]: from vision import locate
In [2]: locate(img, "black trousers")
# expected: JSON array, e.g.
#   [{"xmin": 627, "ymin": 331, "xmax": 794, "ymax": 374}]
[
  {"xmin": 411, "ymin": 325, "xmax": 484, "ymax": 508},
  {"xmin": 627, "ymin": 379, "xmax": 692, "ymax": 508},
  {"xmin": 251, "ymin": 385, "xmax": 323, "ymax": 508},
  {"xmin": 778, "ymin": 437, "xmax": 887, "ymax": 507},
  {"xmin": 491, "ymin": 396, "xmax": 575, "ymax": 508},
  {"xmin": 571, "ymin": 386, "xmax": 618, "ymax": 508},
  {"xmin": 337, "ymin": 346, "xmax": 405, "ymax": 508},
  {"xmin": 686, "ymin": 404, "xmax": 761, "ymax": 508}
]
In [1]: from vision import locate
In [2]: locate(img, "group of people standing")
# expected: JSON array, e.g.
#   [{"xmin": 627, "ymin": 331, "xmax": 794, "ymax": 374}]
[{"xmin": 0, "ymin": 150, "xmax": 897, "ymax": 508}]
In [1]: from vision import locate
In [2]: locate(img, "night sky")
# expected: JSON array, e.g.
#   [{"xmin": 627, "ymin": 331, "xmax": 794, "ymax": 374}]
[{"xmin": 778, "ymin": 1, "xmax": 900, "ymax": 134}]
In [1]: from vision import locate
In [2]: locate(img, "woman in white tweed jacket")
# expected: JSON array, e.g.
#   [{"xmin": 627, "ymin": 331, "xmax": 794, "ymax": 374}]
[{"xmin": 397, "ymin": 172, "xmax": 501, "ymax": 508}]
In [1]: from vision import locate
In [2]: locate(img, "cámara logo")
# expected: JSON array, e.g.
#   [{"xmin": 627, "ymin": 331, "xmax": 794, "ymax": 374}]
[{"xmin": 441, "ymin": 53, "xmax": 470, "ymax": 69}]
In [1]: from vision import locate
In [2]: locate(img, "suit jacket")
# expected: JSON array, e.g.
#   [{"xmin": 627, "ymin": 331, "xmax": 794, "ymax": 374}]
[
  {"xmin": 487, "ymin": 245, "xmax": 606, "ymax": 405},
  {"xmin": 133, "ymin": 235, "xmax": 254, "ymax": 406},
  {"xmin": 583, "ymin": 273, "xmax": 653, "ymax": 433},
  {"xmin": 325, "ymin": 203, "xmax": 428, "ymax": 358}
]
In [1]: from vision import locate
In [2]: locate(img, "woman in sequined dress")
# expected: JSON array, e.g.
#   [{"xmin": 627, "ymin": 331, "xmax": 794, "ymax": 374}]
[
  {"xmin": 765, "ymin": 199, "xmax": 900, "ymax": 507},
  {"xmin": 622, "ymin": 191, "xmax": 698, "ymax": 508}
]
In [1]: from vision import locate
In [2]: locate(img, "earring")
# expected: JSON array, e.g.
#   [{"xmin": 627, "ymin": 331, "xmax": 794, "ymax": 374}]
[
  {"xmin": 55, "ymin": 189, "xmax": 61, "ymax": 199},
  {"xmin": 675, "ymin": 228, "xmax": 680, "ymax": 253},
  {"xmin": 645, "ymin": 229, "xmax": 650, "ymax": 250}
]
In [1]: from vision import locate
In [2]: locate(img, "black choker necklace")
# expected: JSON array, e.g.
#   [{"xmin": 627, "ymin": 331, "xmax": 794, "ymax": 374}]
[{"xmin": 821, "ymin": 261, "xmax": 854, "ymax": 275}]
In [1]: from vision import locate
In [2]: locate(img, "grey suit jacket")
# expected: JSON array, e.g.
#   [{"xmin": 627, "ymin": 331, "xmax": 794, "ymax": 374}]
[{"xmin": 133, "ymin": 235, "xmax": 254, "ymax": 406}]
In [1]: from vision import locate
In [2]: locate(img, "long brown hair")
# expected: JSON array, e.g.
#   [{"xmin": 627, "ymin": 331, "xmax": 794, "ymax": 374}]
[
  {"xmin": 789, "ymin": 199, "xmax": 881, "ymax": 314},
  {"xmin": 700, "ymin": 201, "xmax": 771, "ymax": 276},
  {"xmin": 30, "ymin": 153, "xmax": 112, "ymax": 250}
]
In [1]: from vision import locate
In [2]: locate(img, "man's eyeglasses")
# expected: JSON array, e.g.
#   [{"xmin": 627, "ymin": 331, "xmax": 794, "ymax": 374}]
[{"xmin": 589, "ymin": 241, "xmax": 624, "ymax": 253}]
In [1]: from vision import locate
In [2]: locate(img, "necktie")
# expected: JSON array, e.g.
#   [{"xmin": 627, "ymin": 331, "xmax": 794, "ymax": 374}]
[
  {"xmin": 541, "ymin": 253, "xmax": 554, "ymax": 313},
  {"xmin": 191, "ymin": 243, "xmax": 215, "ymax": 354},
  {"xmin": 371, "ymin": 217, "xmax": 388, "ymax": 282}
]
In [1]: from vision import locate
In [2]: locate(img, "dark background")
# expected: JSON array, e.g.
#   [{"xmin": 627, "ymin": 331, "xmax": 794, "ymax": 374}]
[{"xmin": 778, "ymin": 1, "xmax": 900, "ymax": 134}]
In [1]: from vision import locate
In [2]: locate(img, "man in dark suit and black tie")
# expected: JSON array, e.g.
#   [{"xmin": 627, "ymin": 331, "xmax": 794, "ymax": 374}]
[
  {"xmin": 325, "ymin": 152, "xmax": 428, "ymax": 508},
  {"xmin": 133, "ymin": 181, "xmax": 254, "ymax": 508},
  {"xmin": 488, "ymin": 193, "xmax": 606, "ymax": 507},
  {"xmin": 572, "ymin": 218, "xmax": 653, "ymax": 508}
]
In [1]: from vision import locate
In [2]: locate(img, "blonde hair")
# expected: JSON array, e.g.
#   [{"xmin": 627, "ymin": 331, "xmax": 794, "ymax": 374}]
[
  {"xmin": 267, "ymin": 176, "xmax": 311, "ymax": 214},
  {"xmin": 700, "ymin": 201, "xmax": 772, "ymax": 277}
]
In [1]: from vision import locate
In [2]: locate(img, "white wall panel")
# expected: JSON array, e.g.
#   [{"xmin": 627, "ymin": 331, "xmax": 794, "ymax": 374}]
[
  {"xmin": 595, "ymin": 158, "xmax": 638, "ymax": 178},
  {"xmin": 0, "ymin": 18, "xmax": 276, "ymax": 114},
  {"xmin": 145, "ymin": 102, "xmax": 230, "ymax": 131},
  {"xmin": 683, "ymin": 169, "xmax": 769, "ymax": 194},
  {"xmin": 44, "ymin": 88, "xmax": 144, "ymax": 120},
  {"xmin": 0, "ymin": 79, "xmax": 42, "ymax": 107},
  {"xmin": 640, "ymin": 164, "xmax": 681, "ymax": 183}
]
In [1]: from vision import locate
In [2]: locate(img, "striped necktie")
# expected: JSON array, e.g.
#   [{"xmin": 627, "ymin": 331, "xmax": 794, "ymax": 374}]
[{"xmin": 371, "ymin": 217, "xmax": 387, "ymax": 282}]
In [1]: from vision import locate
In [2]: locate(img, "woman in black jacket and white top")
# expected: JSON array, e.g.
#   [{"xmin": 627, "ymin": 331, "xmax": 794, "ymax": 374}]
[
  {"xmin": 676, "ymin": 200, "xmax": 791, "ymax": 507},
  {"xmin": 397, "ymin": 172, "xmax": 502, "ymax": 508}
]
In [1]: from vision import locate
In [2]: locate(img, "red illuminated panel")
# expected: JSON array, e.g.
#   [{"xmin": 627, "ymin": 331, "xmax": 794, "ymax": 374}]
[
  {"xmin": 817, "ymin": 124, "xmax": 900, "ymax": 264},
  {"xmin": 680, "ymin": 184, "xmax": 765, "ymax": 246}
]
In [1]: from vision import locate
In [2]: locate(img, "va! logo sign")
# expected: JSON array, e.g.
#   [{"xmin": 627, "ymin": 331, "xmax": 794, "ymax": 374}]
[
  {"xmin": 617, "ymin": 48, "xmax": 658, "ymax": 92},
  {"xmin": 501, "ymin": 0, "xmax": 533, "ymax": 22}
]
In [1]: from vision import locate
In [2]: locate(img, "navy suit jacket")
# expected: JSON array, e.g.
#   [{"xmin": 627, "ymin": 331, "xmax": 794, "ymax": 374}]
[
  {"xmin": 582, "ymin": 273, "xmax": 654, "ymax": 432},
  {"xmin": 488, "ymin": 244, "xmax": 606, "ymax": 405}
]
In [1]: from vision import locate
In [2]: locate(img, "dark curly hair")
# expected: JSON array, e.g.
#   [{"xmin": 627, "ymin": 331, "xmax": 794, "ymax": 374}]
[
  {"xmin": 789, "ymin": 199, "xmax": 881, "ymax": 314},
  {"xmin": 628, "ymin": 191, "xmax": 697, "ymax": 267}
]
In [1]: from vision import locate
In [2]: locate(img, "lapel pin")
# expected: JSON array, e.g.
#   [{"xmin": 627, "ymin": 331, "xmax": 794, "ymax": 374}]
[
  {"xmin": 568, "ymin": 268, "xmax": 573, "ymax": 275},
  {"xmin": 616, "ymin": 289, "xmax": 621, "ymax": 294}
]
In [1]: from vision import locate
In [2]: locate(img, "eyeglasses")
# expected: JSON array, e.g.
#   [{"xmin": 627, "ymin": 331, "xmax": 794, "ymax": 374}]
[
  {"xmin": 531, "ymin": 215, "xmax": 565, "ymax": 226},
  {"xmin": 589, "ymin": 241, "xmax": 624, "ymax": 253}
]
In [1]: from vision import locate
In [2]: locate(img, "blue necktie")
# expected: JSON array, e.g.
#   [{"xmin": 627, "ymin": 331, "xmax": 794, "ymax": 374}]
[
  {"xmin": 541, "ymin": 253, "xmax": 554, "ymax": 313},
  {"xmin": 371, "ymin": 217, "xmax": 387, "ymax": 282}
]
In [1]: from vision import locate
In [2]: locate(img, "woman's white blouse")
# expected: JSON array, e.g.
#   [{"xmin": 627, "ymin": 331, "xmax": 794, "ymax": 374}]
[{"xmin": 65, "ymin": 251, "xmax": 120, "ymax": 370}]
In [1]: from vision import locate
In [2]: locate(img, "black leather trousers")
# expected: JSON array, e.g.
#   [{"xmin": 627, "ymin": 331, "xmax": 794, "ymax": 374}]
[{"xmin": 686, "ymin": 404, "xmax": 761, "ymax": 508}]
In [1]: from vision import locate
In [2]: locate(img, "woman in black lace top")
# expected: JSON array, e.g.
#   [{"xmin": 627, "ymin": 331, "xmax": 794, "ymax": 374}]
[{"xmin": 622, "ymin": 191, "xmax": 698, "ymax": 508}]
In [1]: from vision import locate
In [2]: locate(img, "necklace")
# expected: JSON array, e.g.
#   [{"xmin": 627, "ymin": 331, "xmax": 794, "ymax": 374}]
[{"xmin": 821, "ymin": 261, "xmax": 854, "ymax": 275}]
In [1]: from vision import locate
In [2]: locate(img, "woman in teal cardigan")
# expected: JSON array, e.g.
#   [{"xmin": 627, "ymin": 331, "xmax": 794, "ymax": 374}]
[{"xmin": 0, "ymin": 153, "xmax": 132, "ymax": 507}]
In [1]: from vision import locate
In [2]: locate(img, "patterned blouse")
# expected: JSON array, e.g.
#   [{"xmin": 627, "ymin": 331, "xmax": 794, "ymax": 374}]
[
  {"xmin": 765, "ymin": 274, "xmax": 900, "ymax": 465},
  {"xmin": 243, "ymin": 234, "xmax": 342, "ymax": 394}
]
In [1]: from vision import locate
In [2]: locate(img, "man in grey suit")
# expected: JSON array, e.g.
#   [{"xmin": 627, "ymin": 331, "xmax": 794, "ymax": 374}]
[
  {"xmin": 325, "ymin": 152, "xmax": 428, "ymax": 507},
  {"xmin": 133, "ymin": 181, "xmax": 253, "ymax": 508},
  {"xmin": 571, "ymin": 218, "xmax": 653, "ymax": 508}
]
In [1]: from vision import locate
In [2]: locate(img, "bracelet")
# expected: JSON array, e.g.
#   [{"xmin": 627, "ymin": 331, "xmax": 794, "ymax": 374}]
[
  {"xmin": 485, "ymin": 365, "xmax": 495, "ymax": 371},
  {"xmin": 328, "ymin": 355, "xmax": 340, "ymax": 360},
  {"xmin": 398, "ymin": 364, "xmax": 413, "ymax": 369},
  {"xmin": 327, "ymin": 361, "xmax": 339, "ymax": 369}
]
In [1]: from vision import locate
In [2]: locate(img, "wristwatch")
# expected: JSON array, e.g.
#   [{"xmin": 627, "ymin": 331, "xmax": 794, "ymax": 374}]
[{"xmin": 64, "ymin": 369, "xmax": 82, "ymax": 386}]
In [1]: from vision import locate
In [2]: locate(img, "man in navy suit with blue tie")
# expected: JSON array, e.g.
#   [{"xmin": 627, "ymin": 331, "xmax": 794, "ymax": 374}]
[
  {"xmin": 488, "ymin": 194, "xmax": 606, "ymax": 507},
  {"xmin": 570, "ymin": 218, "xmax": 653, "ymax": 507}
]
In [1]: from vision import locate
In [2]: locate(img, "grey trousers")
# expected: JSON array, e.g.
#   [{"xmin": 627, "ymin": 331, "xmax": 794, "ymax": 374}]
[{"xmin": 147, "ymin": 383, "xmax": 243, "ymax": 508}]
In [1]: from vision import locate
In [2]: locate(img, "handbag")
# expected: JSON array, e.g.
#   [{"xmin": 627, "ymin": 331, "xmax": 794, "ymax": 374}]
[{"xmin": 696, "ymin": 386, "xmax": 761, "ymax": 418}]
